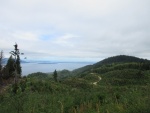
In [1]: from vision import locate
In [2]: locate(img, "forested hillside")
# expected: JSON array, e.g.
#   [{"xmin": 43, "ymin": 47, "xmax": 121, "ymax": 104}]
[
  {"xmin": 72, "ymin": 55, "xmax": 150, "ymax": 76},
  {"xmin": 0, "ymin": 55, "xmax": 150, "ymax": 113}
]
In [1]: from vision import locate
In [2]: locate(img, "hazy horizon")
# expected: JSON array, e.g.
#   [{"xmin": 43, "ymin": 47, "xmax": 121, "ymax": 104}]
[{"xmin": 22, "ymin": 62, "xmax": 93, "ymax": 75}]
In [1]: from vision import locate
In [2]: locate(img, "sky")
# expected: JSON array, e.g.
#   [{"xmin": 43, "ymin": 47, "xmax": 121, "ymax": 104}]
[{"xmin": 0, "ymin": 0, "xmax": 150, "ymax": 62}]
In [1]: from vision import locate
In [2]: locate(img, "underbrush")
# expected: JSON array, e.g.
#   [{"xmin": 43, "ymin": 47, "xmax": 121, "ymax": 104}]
[{"xmin": 0, "ymin": 77, "xmax": 149, "ymax": 113}]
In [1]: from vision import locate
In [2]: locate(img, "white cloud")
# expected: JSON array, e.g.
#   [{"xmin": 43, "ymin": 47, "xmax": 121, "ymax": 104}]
[
  {"xmin": 0, "ymin": 0, "xmax": 150, "ymax": 61},
  {"xmin": 53, "ymin": 34, "xmax": 79, "ymax": 47},
  {"xmin": 12, "ymin": 31, "xmax": 39, "ymax": 41}
]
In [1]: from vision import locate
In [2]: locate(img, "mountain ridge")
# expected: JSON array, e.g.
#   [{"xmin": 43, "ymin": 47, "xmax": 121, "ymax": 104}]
[
  {"xmin": 94, "ymin": 55, "xmax": 149, "ymax": 67},
  {"xmin": 72, "ymin": 55, "xmax": 150, "ymax": 76}
]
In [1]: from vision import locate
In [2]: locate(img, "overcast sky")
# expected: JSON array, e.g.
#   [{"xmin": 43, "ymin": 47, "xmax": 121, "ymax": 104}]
[{"xmin": 0, "ymin": 0, "xmax": 150, "ymax": 62}]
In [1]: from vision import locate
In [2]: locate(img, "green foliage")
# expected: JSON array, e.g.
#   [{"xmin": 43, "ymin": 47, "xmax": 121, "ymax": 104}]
[
  {"xmin": 62, "ymin": 77, "xmax": 92, "ymax": 89},
  {"xmin": 72, "ymin": 55, "xmax": 150, "ymax": 76},
  {"xmin": 82, "ymin": 73, "xmax": 99, "ymax": 82},
  {"xmin": 72, "ymin": 65, "xmax": 92, "ymax": 76},
  {"xmin": 16, "ymin": 55, "xmax": 22, "ymax": 76},
  {"xmin": 0, "ymin": 50, "xmax": 3, "ymax": 73},
  {"xmin": 1, "ymin": 55, "xmax": 22, "ymax": 79},
  {"xmin": 0, "ymin": 55, "xmax": 150, "ymax": 113},
  {"xmin": 2, "ymin": 55, "xmax": 15, "ymax": 79},
  {"xmin": 53, "ymin": 70, "xmax": 58, "ymax": 82},
  {"xmin": 58, "ymin": 69, "xmax": 71, "ymax": 79},
  {"xmin": 94, "ymin": 55, "xmax": 150, "ymax": 68},
  {"xmin": 0, "ymin": 78, "xmax": 149, "ymax": 113},
  {"xmin": 27, "ymin": 72, "xmax": 48, "ymax": 79}
]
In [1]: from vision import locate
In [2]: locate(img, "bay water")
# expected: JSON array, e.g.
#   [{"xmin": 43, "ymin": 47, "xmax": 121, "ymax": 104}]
[{"xmin": 21, "ymin": 62, "xmax": 94, "ymax": 76}]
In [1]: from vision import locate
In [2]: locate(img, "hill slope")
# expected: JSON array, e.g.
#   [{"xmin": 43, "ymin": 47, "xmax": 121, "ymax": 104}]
[
  {"xmin": 72, "ymin": 55, "xmax": 150, "ymax": 75},
  {"xmin": 94, "ymin": 55, "xmax": 149, "ymax": 68},
  {"xmin": 0, "ymin": 55, "xmax": 150, "ymax": 113}
]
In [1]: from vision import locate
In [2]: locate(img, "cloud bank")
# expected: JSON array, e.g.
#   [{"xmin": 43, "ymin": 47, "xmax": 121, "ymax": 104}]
[{"xmin": 0, "ymin": 0, "xmax": 150, "ymax": 61}]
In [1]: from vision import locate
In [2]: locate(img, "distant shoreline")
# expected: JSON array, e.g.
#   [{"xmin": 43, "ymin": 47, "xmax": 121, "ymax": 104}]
[{"xmin": 22, "ymin": 62, "xmax": 94, "ymax": 76}]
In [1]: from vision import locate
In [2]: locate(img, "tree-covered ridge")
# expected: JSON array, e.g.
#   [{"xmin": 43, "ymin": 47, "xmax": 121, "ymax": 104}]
[
  {"xmin": 72, "ymin": 55, "xmax": 150, "ymax": 76},
  {"xmin": 0, "ymin": 55, "xmax": 150, "ymax": 113},
  {"xmin": 94, "ymin": 55, "xmax": 150, "ymax": 67},
  {"xmin": 70, "ymin": 55, "xmax": 150, "ymax": 88},
  {"xmin": 27, "ymin": 72, "xmax": 49, "ymax": 79}
]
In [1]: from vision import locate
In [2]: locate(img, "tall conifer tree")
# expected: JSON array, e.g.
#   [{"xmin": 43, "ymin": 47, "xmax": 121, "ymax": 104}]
[
  {"xmin": 16, "ymin": 55, "xmax": 22, "ymax": 76},
  {"xmin": 5, "ymin": 55, "xmax": 15, "ymax": 78},
  {"xmin": 53, "ymin": 70, "xmax": 58, "ymax": 82}
]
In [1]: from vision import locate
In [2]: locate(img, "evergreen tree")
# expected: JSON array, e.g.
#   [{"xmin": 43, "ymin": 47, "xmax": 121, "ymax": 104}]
[
  {"xmin": 9, "ymin": 43, "xmax": 22, "ymax": 83},
  {"xmin": 53, "ymin": 70, "xmax": 58, "ymax": 82},
  {"xmin": 16, "ymin": 55, "xmax": 22, "ymax": 76},
  {"xmin": 5, "ymin": 55, "xmax": 15, "ymax": 78},
  {"xmin": 0, "ymin": 51, "xmax": 3, "ymax": 84},
  {"xmin": 0, "ymin": 51, "xmax": 3, "ymax": 75}
]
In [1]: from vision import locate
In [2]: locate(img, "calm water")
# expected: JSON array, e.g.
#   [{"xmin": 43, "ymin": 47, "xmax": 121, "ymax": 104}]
[{"xmin": 21, "ymin": 62, "xmax": 94, "ymax": 76}]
